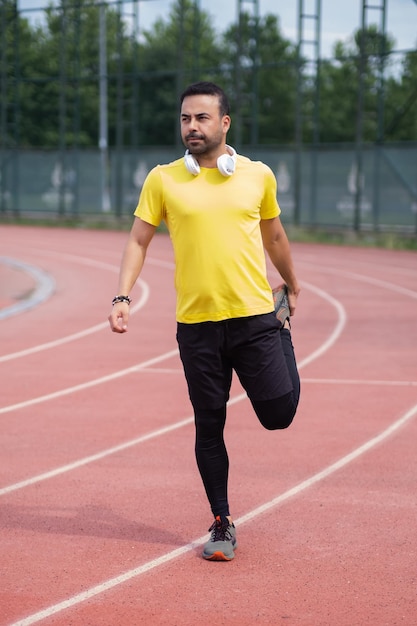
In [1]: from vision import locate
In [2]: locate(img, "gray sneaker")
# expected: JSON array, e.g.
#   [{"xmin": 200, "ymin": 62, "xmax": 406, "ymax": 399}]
[
  {"xmin": 202, "ymin": 516, "xmax": 237, "ymax": 561},
  {"xmin": 272, "ymin": 285, "xmax": 290, "ymax": 328}
]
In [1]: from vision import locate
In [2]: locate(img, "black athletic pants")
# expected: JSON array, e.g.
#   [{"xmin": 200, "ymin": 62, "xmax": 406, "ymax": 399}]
[{"xmin": 177, "ymin": 315, "xmax": 300, "ymax": 518}]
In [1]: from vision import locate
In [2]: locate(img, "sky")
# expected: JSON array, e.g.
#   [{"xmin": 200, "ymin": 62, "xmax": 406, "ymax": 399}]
[{"xmin": 19, "ymin": 0, "xmax": 417, "ymax": 59}]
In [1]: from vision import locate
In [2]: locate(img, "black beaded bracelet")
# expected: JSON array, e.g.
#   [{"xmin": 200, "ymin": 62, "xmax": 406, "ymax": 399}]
[{"xmin": 112, "ymin": 295, "xmax": 132, "ymax": 306}]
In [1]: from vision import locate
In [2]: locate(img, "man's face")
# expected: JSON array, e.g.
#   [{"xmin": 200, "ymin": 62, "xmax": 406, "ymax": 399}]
[{"xmin": 180, "ymin": 94, "xmax": 230, "ymax": 155}]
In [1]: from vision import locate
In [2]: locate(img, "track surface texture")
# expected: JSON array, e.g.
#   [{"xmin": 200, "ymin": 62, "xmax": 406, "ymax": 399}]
[{"xmin": 1, "ymin": 225, "xmax": 416, "ymax": 626}]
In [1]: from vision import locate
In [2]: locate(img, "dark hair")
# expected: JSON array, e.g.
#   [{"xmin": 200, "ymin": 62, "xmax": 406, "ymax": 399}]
[{"xmin": 180, "ymin": 81, "xmax": 230, "ymax": 117}]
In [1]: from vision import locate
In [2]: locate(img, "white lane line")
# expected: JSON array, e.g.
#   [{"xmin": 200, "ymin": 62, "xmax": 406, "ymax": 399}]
[
  {"xmin": 0, "ymin": 252, "xmax": 150, "ymax": 362},
  {"xmin": 0, "ymin": 412, "xmax": 193, "ymax": 496},
  {"xmin": 0, "ymin": 284, "xmax": 148, "ymax": 363},
  {"xmin": 295, "ymin": 252, "xmax": 417, "ymax": 278},
  {"xmin": 294, "ymin": 281, "xmax": 346, "ymax": 368},
  {"xmin": 0, "ymin": 347, "xmax": 179, "ymax": 416},
  {"xmin": 0, "ymin": 257, "xmax": 55, "ymax": 320},
  {"xmin": 11, "ymin": 400, "xmax": 417, "ymax": 626},
  {"xmin": 0, "ymin": 392, "xmax": 240, "ymax": 497},
  {"xmin": 237, "ymin": 401, "xmax": 417, "ymax": 525},
  {"xmin": 82, "ymin": 368, "xmax": 417, "ymax": 388},
  {"xmin": 0, "ymin": 280, "xmax": 345, "ymax": 494},
  {"xmin": 143, "ymin": 373, "xmax": 417, "ymax": 387},
  {"xmin": 0, "ymin": 281, "xmax": 345, "ymax": 417},
  {"xmin": 302, "ymin": 378, "xmax": 417, "ymax": 386},
  {"xmin": 297, "ymin": 261, "xmax": 417, "ymax": 299},
  {"xmin": 2, "ymin": 247, "xmax": 414, "ymax": 363}
]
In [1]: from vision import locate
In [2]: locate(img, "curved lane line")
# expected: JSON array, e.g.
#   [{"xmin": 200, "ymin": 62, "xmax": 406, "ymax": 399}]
[
  {"xmin": 0, "ymin": 253, "xmax": 150, "ymax": 362},
  {"xmin": 0, "ymin": 346, "xmax": 179, "ymax": 418},
  {"xmin": 0, "ymin": 280, "xmax": 345, "ymax": 495},
  {"xmin": 0, "ymin": 257, "xmax": 55, "ymax": 321},
  {"xmin": 0, "ymin": 249, "xmax": 176, "ymax": 363},
  {"xmin": 297, "ymin": 261, "xmax": 417, "ymax": 299},
  {"xmin": 295, "ymin": 281, "xmax": 346, "ymax": 368},
  {"xmin": 0, "ymin": 282, "xmax": 149, "ymax": 363},
  {"xmin": 302, "ymin": 377, "xmax": 417, "ymax": 386},
  {"xmin": 5, "ymin": 251, "xmax": 417, "ymax": 625},
  {"xmin": 4, "ymin": 241, "xmax": 417, "ymax": 626},
  {"xmin": 0, "ymin": 280, "xmax": 345, "ymax": 418},
  {"xmin": 11, "ymin": 400, "xmax": 417, "ymax": 626}
]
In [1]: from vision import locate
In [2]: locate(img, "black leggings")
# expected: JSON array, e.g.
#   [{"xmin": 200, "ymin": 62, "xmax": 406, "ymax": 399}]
[{"xmin": 194, "ymin": 329, "xmax": 300, "ymax": 518}]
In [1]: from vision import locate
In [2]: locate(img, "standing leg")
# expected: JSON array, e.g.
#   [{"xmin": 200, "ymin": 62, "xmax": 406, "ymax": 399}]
[
  {"xmin": 194, "ymin": 405, "xmax": 229, "ymax": 518},
  {"xmin": 177, "ymin": 321, "xmax": 237, "ymax": 560},
  {"xmin": 196, "ymin": 405, "xmax": 238, "ymax": 561}
]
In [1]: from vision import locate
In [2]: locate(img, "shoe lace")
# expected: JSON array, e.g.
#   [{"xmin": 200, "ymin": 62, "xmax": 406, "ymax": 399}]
[{"xmin": 208, "ymin": 516, "xmax": 233, "ymax": 542}]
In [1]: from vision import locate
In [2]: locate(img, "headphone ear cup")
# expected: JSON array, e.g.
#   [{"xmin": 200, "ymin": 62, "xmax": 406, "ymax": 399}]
[
  {"xmin": 217, "ymin": 145, "xmax": 237, "ymax": 177},
  {"xmin": 184, "ymin": 146, "xmax": 237, "ymax": 176},
  {"xmin": 217, "ymin": 154, "xmax": 236, "ymax": 177},
  {"xmin": 184, "ymin": 150, "xmax": 200, "ymax": 175}
]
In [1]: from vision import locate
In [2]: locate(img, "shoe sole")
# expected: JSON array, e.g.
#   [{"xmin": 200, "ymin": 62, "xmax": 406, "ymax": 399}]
[
  {"xmin": 202, "ymin": 541, "xmax": 237, "ymax": 561},
  {"xmin": 203, "ymin": 550, "xmax": 235, "ymax": 561}
]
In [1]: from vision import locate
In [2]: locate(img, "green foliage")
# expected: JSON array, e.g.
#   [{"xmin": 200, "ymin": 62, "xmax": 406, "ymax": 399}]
[
  {"xmin": 314, "ymin": 26, "xmax": 396, "ymax": 142},
  {"xmin": 1, "ymin": 0, "xmax": 416, "ymax": 148},
  {"xmin": 385, "ymin": 49, "xmax": 417, "ymax": 140},
  {"xmin": 135, "ymin": 0, "xmax": 223, "ymax": 144},
  {"xmin": 220, "ymin": 13, "xmax": 298, "ymax": 144}
]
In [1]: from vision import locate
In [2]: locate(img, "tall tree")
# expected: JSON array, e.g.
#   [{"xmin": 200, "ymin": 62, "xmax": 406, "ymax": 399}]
[
  {"xmin": 135, "ymin": 0, "xmax": 223, "ymax": 145},
  {"xmin": 33, "ymin": 0, "xmax": 128, "ymax": 148},
  {"xmin": 221, "ymin": 13, "xmax": 298, "ymax": 145},
  {"xmin": 0, "ymin": 0, "xmax": 38, "ymax": 148},
  {"xmin": 316, "ymin": 26, "xmax": 395, "ymax": 143},
  {"xmin": 384, "ymin": 48, "xmax": 417, "ymax": 141},
  {"xmin": 2, "ymin": 1, "xmax": 415, "ymax": 148}
]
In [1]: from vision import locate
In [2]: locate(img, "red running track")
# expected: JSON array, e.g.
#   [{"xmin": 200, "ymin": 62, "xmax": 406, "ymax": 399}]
[{"xmin": 1, "ymin": 225, "xmax": 416, "ymax": 626}]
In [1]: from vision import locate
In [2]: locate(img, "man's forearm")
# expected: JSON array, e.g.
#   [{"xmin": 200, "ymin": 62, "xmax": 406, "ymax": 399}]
[
  {"xmin": 116, "ymin": 236, "xmax": 146, "ymax": 295},
  {"xmin": 264, "ymin": 230, "xmax": 299, "ymax": 294}
]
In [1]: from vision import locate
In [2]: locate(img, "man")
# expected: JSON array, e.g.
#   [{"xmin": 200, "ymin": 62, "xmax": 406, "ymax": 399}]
[{"xmin": 109, "ymin": 81, "xmax": 300, "ymax": 561}]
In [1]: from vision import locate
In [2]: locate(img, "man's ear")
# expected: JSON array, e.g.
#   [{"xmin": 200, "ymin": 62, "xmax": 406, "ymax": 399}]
[{"xmin": 222, "ymin": 115, "xmax": 231, "ymax": 133}]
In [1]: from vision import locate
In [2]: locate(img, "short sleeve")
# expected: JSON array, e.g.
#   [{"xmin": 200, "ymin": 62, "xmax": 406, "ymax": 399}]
[
  {"xmin": 260, "ymin": 165, "xmax": 281, "ymax": 220},
  {"xmin": 134, "ymin": 166, "xmax": 165, "ymax": 226}
]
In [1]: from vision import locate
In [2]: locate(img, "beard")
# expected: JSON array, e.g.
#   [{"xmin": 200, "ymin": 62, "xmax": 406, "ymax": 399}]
[{"xmin": 184, "ymin": 128, "xmax": 224, "ymax": 155}]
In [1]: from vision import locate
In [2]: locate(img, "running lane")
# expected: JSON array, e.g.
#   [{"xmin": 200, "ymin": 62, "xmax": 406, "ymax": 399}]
[{"xmin": 0, "ymin": 225, "xmax": 416, "ymax": 626}]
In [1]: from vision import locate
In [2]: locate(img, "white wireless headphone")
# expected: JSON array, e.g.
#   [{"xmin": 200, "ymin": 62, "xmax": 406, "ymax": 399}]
[{"xmin": 184, "ymin": 144, "xmax": 237, "ymax": 177}]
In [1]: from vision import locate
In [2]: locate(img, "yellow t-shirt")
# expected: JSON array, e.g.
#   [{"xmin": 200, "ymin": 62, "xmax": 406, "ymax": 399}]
[{"xmin": 134, "ymin": 154, "xmax": 280, "ymax": 323}]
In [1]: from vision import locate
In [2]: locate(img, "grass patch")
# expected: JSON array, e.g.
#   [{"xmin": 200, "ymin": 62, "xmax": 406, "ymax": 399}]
[{"xmin": 283, "ymin": 225, "xmax": 417, "ymax": 251}]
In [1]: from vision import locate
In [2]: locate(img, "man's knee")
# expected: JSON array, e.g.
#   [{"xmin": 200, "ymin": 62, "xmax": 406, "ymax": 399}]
[{"xmin": 251, "ymin": 392, "xmax": 297, "ymax": 431}]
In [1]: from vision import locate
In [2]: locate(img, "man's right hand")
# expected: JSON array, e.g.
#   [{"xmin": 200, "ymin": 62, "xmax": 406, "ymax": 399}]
[{"xmin": 108, "ymin": 302, "xmax": 129, "ymax": 333}]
